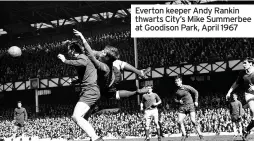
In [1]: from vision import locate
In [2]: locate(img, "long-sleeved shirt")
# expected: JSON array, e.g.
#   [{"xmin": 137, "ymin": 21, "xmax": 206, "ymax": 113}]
[
  {"xmin": 14, "ymin": 107, "xmax": 27, "ymax": 123},
  {"xmin": 174, "ymin": 84, "xmax": 198, "ymax": 105},
  {"xmin": 141, "ymin": 93, "xmax": 161, "ymax": 110},
  {"xmin": 82, "ymin": 41, "xmax": 113, "ymax": 93},
  {"xmin": 235, "ymin": 70, "xmax": 254, "ymax": 94},
  {"xmin": 64, "ymin": 54, "xmax": 98, "ymax": 88},
  {"xmin": 229, "ymin": 100, "xmax": 243, "ymax": 116}
]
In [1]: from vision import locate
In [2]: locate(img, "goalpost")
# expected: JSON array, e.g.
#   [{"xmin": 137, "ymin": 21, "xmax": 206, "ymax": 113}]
[{"xmin": 134, "ymin": 37, "xmax": 140, "ymax": 104}]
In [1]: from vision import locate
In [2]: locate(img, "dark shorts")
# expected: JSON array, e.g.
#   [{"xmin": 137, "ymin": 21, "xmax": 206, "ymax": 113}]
[
  {"xmin": 15, "ymin": 122, "xmax": 25, "ymax": 127},
  {"xmin": 231, "ymin": 115, "xmax": 241, "ymax": 122},
  {"xmin": 104, "ymin": 86, "xmax": 118, "ymax": 99},
  {"xmin": 79, "ymin": 87, "xmax": 100, "ymax": 107},
  {"xmin": 179, "ymin": 104, "xmax": 195, "ymax": 114}
]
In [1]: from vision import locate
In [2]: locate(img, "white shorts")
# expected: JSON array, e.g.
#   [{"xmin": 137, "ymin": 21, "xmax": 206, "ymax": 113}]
[
  {"xmin": 144, "ymin": 108, "xmax": 158, "ymax": 120},
  {"xmin": 245, "ymin": 92, "xmax": 254, "ymax": 103}
]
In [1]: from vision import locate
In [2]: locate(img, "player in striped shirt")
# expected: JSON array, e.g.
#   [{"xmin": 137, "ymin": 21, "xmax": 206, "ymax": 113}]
[
  {"xmin": 226, "ymin": 57, "xmax": 254, "ymax": 141},
  {"xmin": 140, "ymin": 86, "xmax": 162, "ymax": 141},
  {"xmin": 174, "ymin": 75, "xmax": 204, "ymax": 141},
  {"xmin": 227, "ymin": 93, "xmax": 243, "ymax": 138}
]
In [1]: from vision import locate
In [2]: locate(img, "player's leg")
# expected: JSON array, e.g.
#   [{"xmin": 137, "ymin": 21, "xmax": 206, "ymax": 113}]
[
  {"xmin": 238, "ymin": 121, "xmax": 243, "ymax": 136},
  {"xmin": 116, "ymin": 90, "xmax": 136, "ymax": 99},
  {"xmin": 232, "ymin": 121, "xmax": 237, "ymax": 137},
  {"xmin": 12, "ymin": 124, "xmax": 18, "ymax": 138},
  {"xmin": 153, "ymin": 109, "xmax": 161, "ymax": 141},
  {"xmin": 178, "ymin": 112, "xmax": 187, "ymax": 136},
  {"xmin": 189, "ymin": 111, "xmax": 204, "ymax": 139},
  {"xmin": 20, "ymin": 124, "xmax": 25, "ymax": 137},
  {"xmin": 243, "ymin": 94, "xmax": 254, "ymax": 138},
  {"xmin": 144, "ymin": 110, "xmax": 152, "ymax": 141},
  {"xmin": 157, "ymin": 121, "xmax": 164, "ymax": 137},
  {"xmin": 116, "ymin": 88, "xmax": 149, "ymax": 99},
  {"xmin": 72, "ymin": 102, "xmax": 100, "ymax": 141},
  {"xmin": 122, "ymin": 62, "xmax": 151, "ymax": 78}
]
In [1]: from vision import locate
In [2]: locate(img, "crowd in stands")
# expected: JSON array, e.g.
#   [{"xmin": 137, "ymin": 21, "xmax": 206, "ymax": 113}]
[
  {"xmin": 0, "ymin": 93, "xmax": 251, "ymax": 140},
  {"xmin": 1, "ymin": 29, "xmax": 254, "ymax": 83}
]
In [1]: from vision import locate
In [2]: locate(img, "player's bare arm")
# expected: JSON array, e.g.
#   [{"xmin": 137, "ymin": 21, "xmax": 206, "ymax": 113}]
[
  {"xmin": 73, "ymin": 29, "xmax": 109, "ymax": 73},
  {"xmin": 226, "ymin": 82, "xmax": 239, "ymax": 100}
]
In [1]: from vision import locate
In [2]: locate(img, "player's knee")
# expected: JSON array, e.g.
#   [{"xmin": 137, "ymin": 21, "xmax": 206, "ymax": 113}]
[
  {"xmin": 178, "ymin": 120, "xmax": 184, "ymax": 126},
  {"xmin": 115, "ymin": 91, "xmax": 120, "ymax": 100}
]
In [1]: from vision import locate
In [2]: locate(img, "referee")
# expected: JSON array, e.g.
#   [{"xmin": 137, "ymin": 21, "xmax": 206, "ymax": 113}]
[{"xmin": 13, "ymin": 101, "xmax": 28, "ymax": 138}]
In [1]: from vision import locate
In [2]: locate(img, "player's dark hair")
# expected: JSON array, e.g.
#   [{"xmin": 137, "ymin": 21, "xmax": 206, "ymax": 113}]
[
  {"xmin": 231, "ymin": 93, "xmax": 238, "ymax": 100},
  {"xmin": 17, "ymin": 101, "xmax": 21, "ymax": 103},
  {"xmin": 243, "ymin": 57, "xmax": 254, "ymax": 64},
  {"xmin": 69, "ymin": 42, "xmax": 83, "ymax": 54},
  {"xmin": 174, "ymin": 75, "xmax": 182, "ymax": 80},
  {"xmin": 104, "ymin": 45, "xmax": 119, "ymax": 63}
]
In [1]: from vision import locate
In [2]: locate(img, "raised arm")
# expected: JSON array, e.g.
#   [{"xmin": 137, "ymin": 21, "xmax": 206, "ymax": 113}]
[
  {"xmin": 226, "ymin": 72, "xmax": 242, "ymax": 99},
  {"xmin": 226, "ymin": 82, "xmax": 239, "ymax": 99},
  {"xmin": 73, "ymin": 29, "xmax": 109, "ymax": 72}
]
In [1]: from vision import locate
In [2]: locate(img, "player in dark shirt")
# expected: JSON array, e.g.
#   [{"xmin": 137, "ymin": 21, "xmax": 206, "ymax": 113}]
[
  {"xmin": 226, "ymin": 57, "xmax": 254, "ymax": 141},
  {"xmin": 140, "ymin": 86, "xmax": 162, "ymax": 141},
  {"xmin": 12, "ymin": 101, "xmax": 27, "ymax": 138},
  {"xmin": 227, "ymin": 93, "xmax": 243, "ymax": 138},
  {"xmin": 174, "ymin": 75, "xmax": 203, "ymax": 141},
  {"xmin": 73, "ymin": 29, "xmax": 149, "ymax": 99},
  {"xmin": 58, "ymin": 42, "xmax": 103, "ymax": 141}
]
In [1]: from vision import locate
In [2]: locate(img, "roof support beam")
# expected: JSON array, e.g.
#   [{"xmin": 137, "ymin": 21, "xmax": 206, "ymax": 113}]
[
  {"xmin": 60, "ymin": 7, "xmax": 79, "ymax": 24},
  {"xmin": 35, "ymin": 11, "xmax": 56, "ymax": 28}
]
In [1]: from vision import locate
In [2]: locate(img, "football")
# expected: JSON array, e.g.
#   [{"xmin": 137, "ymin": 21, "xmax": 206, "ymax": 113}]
[{"xmin": 8, "ymin": 46, "xmax": 22, "ymax": 57}]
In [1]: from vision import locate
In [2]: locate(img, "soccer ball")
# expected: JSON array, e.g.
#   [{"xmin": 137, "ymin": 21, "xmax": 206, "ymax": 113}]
[{"xmin": 8, "ymin": 46, "xmax": 22, "ymax": 57}]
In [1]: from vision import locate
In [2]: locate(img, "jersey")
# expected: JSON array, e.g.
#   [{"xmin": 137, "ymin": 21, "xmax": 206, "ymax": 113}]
[
  {"xmin": 174, "ymin": 85, "xmax": 198, "ymax": 105},
  {"xmin": 235, "ymin": 70, "xmax": 254, "ymax": 94},
  {"xmin": 107, "ymin": 60, "xmax": 126, "ymax": 94},
  {"xmin": 64, "ymin": 54, "xmax": 98, "ymax": 89},
  {"xmin": 95, "ymin": 62, "xmax": 114, "ymax": 95},
  {"xmin": 14, "ymin": 107, "xmax": 27, "ymax": 123},
  {"xmin": 112, "ymin": 60, "xmax": 125, "ymax": 86},
  {"xmin": 142, "ymin": 93, "xmax": 161, "ymax": 110},
  {"xmin": 229, "ymin": 100, "xmax": 243, "ymax": 116}
]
